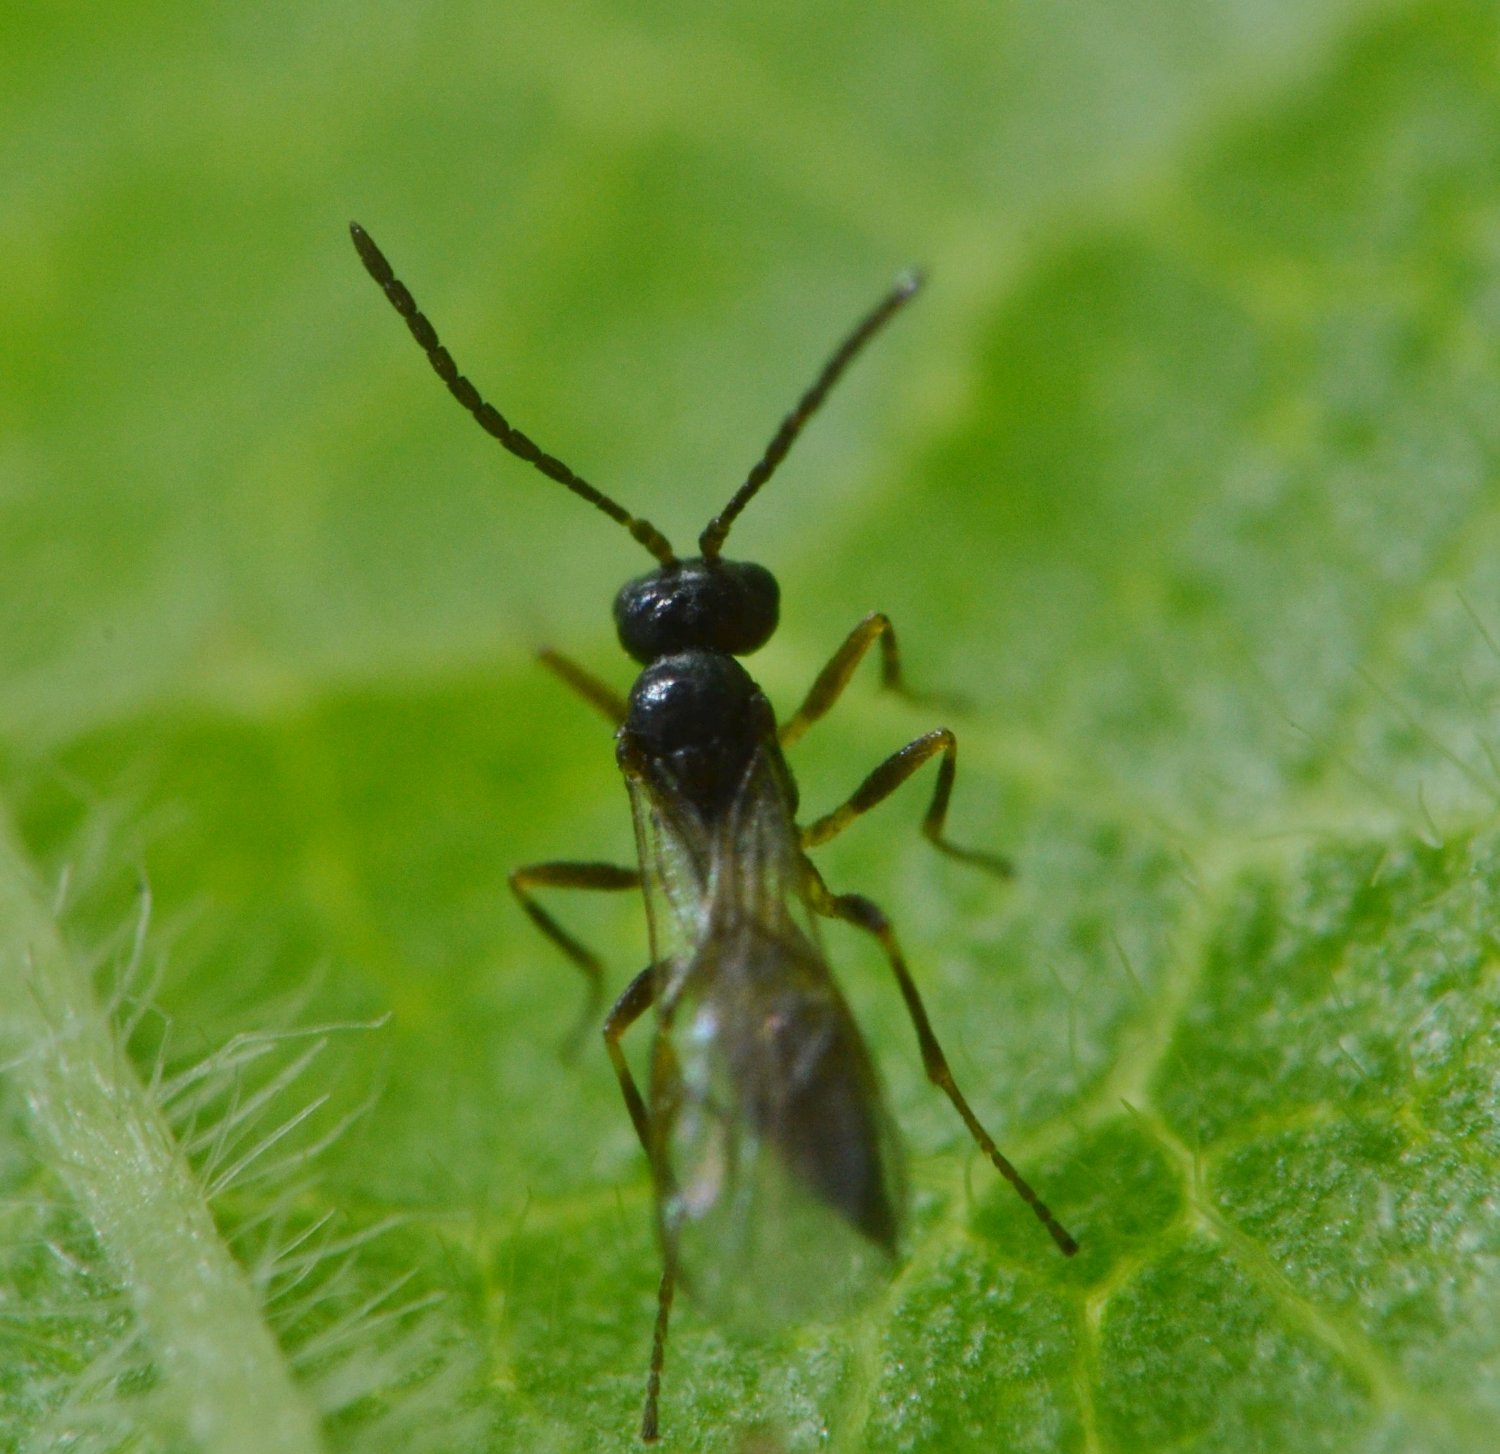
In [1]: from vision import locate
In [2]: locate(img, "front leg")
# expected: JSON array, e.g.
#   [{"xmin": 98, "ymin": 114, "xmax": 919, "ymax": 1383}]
[
  {"xmin": 779, "ymin": 612, "xmax": 911, "ymax": 747},
  {"xmin": 537, "ymin": 648, "xmax": 628, "ymax": 725}
]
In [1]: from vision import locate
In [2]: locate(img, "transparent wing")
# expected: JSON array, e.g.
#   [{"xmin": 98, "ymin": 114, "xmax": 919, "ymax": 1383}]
[
  {"xmin": 657, "ymin": 919, "xmax": 906, "ymax": 1330},
  {"xmin": 627, "ymin": 744, "xmax": 906, "ymax": 1331},
  {"xmin": 625, "ymin": 751, "xmax": 711, "ymax": 992}
]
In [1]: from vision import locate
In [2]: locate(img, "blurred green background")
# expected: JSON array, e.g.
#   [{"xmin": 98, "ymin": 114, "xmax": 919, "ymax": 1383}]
[{"xmin": 4, "ymin": 1, "xmax": 1500, "ymax": 1450}]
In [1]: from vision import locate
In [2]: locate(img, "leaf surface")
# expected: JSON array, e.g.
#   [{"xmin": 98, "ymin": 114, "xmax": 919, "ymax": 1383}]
[{"xmin": 2, "ymin": 1, "xmax": 1498, "ymax": 1449}]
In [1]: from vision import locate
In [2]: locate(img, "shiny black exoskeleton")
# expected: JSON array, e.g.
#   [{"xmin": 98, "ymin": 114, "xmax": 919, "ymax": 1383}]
[
  {"xmin": 614, "ymin": 555, "xmax": 779, "ymax": 663},
  {"xmin": 614, "ymin": 555, "xmax": 781, "ymax": 818},
  {"xmin": 614, "ymin": 556, "xmax": 785, "ymax": 820},
  {"xmin": 619, "ymin": 642, "xmax": 778, "ymax": 820}
]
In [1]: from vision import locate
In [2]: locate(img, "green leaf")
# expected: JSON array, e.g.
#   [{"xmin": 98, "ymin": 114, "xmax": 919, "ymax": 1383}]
[{"xmin": 4, "ymin": 0, "xmax": 1499, "ymax": 1449}]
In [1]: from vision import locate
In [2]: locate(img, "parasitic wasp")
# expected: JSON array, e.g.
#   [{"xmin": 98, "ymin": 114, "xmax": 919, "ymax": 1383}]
[{"xmin": 349, "ymin": 222, "xmax": 1078, "ymax": 1441}]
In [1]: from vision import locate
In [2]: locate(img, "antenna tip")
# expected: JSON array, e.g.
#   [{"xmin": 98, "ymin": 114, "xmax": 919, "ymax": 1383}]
[
  {"xmin": 348, "ymin": 222, "xmax": 392, "ymax": 284},
  {"xmin": 896, "ymin": 268, "xmax": 926, "ymax": 296}
]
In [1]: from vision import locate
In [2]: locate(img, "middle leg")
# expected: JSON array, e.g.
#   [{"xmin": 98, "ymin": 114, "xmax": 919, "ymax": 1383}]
[
  {"xmin": 509, "ymin": 860, "xmax": 640, "ymax": 1050},
  {"xmin": 801, "ymin": 727, "xmax": 1013, "ymax": 877}
]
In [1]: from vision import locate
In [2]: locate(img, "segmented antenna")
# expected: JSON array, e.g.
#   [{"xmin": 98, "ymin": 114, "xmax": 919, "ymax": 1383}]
[
  {"xmin": 349, "ymin": 223, "xmax": 678, "ymax": 568},
  {"xmin": 698, "ymin": 271, "xmax": 923, "ymax": 560}
]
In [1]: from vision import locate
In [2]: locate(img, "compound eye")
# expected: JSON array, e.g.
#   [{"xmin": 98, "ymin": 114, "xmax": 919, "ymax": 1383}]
[
  {"xmin": 613, "ymin": 558, "xmax": 780, "ymax": 663},
  {"xmin": 715, "ymin": 560, "xmax": 779, "ymax": 655}
]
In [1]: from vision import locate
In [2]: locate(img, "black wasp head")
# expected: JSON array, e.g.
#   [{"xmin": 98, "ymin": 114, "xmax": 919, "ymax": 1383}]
[{"xmin": 613, "ymin": 557, "xmax": 779, "ymax": 665}]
